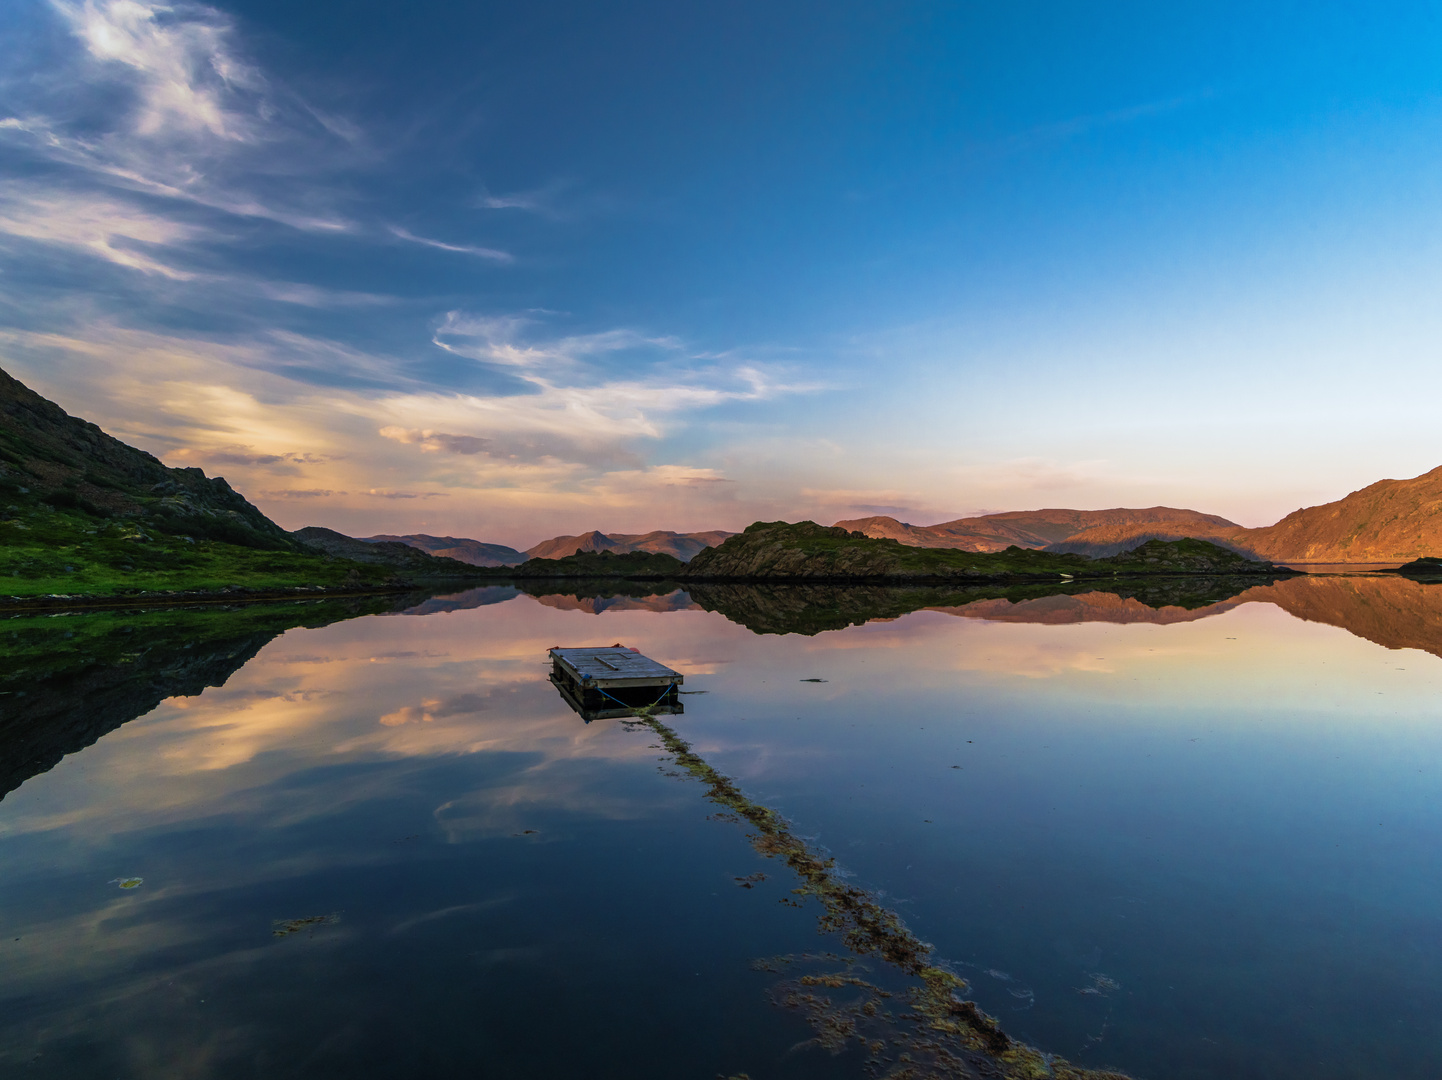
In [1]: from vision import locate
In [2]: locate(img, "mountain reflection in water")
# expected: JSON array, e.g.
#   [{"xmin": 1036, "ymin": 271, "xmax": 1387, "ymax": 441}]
[
  {"xmin": 0, "ymin": 594, "xmax": 418, "ymax": 801},
  {"xmin": 2, "ymin": 574, "xmax": 1442, "ymax": 1079},
  {"xmin": 5, "ymin": 574, "xmax": 1438, "ymax": 805}
]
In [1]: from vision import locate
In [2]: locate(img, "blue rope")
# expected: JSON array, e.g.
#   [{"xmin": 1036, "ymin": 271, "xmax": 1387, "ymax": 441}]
[{"xmin": 594, "ymin": 683, "xmax": 677, "ymax": 710}]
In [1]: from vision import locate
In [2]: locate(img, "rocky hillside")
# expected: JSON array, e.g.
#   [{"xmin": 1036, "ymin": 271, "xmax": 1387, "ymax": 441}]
[
  {"xmin": 682, "ymin": 521, "xmax": 1286, "ymax": 582},
  {"xmin": 514, "ymin": 548, "xmax": 687, "ymax": 578},
  {"xmin": 1045, "ymin": 520, "xmax": 1244, "ymax": 557},
  {"xmin": 1051, "ymin": 467, "xmax": 1442, "ymax": 562},
  {"xmin": 0, "ymin": 366, "xmax": 485, "ymax": 598},
  {"xmin": 837, "ymin": 507, "xmax": 1239, "ymax": 553},
  {"xmin": 364, "ymin": 533, "xmax": 526, "ymax": 567},
  {"xmin": 0, "ymin": 364, "xmax": 296, "ymax": 550},
  {"xmin": 1226, "ymin": 467, "xmax": 1442, "ymax": 563}
]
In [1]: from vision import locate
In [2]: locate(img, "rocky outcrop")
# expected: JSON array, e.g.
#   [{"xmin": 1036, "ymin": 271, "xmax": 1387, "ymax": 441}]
[
  {"xmin": 513, "ymin": 548, "xmax": 687, "ymax": 578},
  {"xmin": 0, "ymin": 364, "xmax": 296, "ymax": 550},
  {"xmin": 682, "ymin": 521, "xmax": 1289, "ymax": 583}
]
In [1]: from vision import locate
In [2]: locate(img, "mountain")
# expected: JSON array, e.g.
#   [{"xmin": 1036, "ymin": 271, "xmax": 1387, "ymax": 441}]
[
  {"xmin": 0, "ymin": 364, "xmax": 295, "ymax": 551},
  {"xmin": 1045, "ymin": 520, "xmax": 1244, "ymax": 558},
  {"xmin": 291, "ymin": 527, "xmax": 493, "ymax": 577},
  {"xmin": 522, "ymin": 528, "xmax": 736, "ymax": 562},
  {"xmin": 835, "ymin": 508, "xmax": 1238, "ymax": 554},
  {"xmin": 364, "ymin": 533, "xmax": 526, "ymax": 567},
  {"xmin": 1046, "ymin": 467, "xmax": 1442, "ymax": 562},
  {"xmin": 1225, "ymin": 467, "xmax": 1442, "ymax": 563}
]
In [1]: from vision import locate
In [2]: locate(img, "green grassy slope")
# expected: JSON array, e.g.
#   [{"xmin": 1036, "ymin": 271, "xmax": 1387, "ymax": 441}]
[
  {"xmin": 0, "ymin": 365, "xmax": 494, "ymax": 599},
  {"xmin": 0, "ymin": 503, "xmax": 405, "ymax": 597}
]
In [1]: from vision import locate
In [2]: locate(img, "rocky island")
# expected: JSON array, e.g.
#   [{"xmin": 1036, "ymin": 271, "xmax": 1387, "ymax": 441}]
[{"xmin": 679, "ymin": 520, "xmax": 1293, "ymax": 583}]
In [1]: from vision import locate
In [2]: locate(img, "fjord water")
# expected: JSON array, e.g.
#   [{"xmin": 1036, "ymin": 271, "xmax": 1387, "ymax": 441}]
[{"xmin": 2, "ymin": 579, "xmax": 1442, "ymax": 1078}]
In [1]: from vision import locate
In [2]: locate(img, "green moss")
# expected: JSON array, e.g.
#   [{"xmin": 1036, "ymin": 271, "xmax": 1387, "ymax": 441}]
[
  {"xmin": 0, "ymin": 503, "xmax": 399, "ymax": 597},
  {"xmin": 0, "ymin": 593, "xmax": 405, "ymax": 688},
  {"xmin": 513, "ymin": 549, "xmax": 688, "ymax": 578}
]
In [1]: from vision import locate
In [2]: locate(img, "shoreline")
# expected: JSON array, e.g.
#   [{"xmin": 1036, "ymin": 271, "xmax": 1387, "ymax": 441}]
[
  {"xmin": 0, "ymin": 583, "xmax": 425, "ymax": 615},
  {"xmin": 0, "ymin": 567, "xmax": 1305, "ymax": 614}
]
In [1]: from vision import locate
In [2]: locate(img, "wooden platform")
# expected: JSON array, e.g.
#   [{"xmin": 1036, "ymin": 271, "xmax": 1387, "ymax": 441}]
[{"xmin": 548, "ymin": 645, "xmax": 684, "ymax": 721}]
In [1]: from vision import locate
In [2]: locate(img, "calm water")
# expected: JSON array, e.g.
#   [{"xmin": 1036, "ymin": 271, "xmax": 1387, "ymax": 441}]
[{"xmin": 2, "ymin": 576, "xmax": 1442, "ymax": 1078}]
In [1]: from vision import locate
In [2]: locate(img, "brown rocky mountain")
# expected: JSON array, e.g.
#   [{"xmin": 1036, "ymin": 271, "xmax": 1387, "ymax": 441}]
[
  {"xmin": 836, "ymin": 507, "xmax": 1239, "ymax": 554},
  {"xmin": 1045, "ymin": 520, "xmax": 1244, "ymax": 558},
  {"xmin": 1048, "ymin": 466, "xmax": 1442, "ymax": 562},
  {"xmin": 1225, "ymin": 466, "xmax": 1442, "ymax": 563},
  {"xmin": 522, "ymin": 528, "xmax": 736, "ymax": 562},
  {"xmin": 365, "ymin": 534, "xmax": 526, "ymax": 567}
]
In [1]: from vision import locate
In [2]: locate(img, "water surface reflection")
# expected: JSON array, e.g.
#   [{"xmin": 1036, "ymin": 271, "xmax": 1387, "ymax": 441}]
[{"xmin": 0, "ymin": 576, "xmax": 1439, "ymax": 1078}]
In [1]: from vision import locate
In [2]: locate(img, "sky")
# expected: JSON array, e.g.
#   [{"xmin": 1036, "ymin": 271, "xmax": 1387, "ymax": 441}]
[{"xmin": 3, "ymin": 1, "xmax": 1442, "ymax": 546}]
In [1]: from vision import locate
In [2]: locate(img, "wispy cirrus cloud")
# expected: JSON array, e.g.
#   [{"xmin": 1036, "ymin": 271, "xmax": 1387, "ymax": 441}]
[
  {"xmin": 387, "ymin": 226, "xmax": 512, "ymax": 262},
  {"xmin": 0, "ymin": 184, "xmax": 200, "ymax": 277},
  {"xmin": 0, "ymin": 3, "xmax": 826, "ymax": 540},
  {"xmin": 432, "ymin": 311, "xmax": 679, "ymax": 371},
  {"xmin": 52, "ymin": 0, "xmax": 263, "ymax": 141},
  {"xmin": 0, "ymin": 0, "xmax": 365, "ymax": 299},
  {"xmin": 0, "ymin": 314, "xmax": 814, "ymax": 540}
]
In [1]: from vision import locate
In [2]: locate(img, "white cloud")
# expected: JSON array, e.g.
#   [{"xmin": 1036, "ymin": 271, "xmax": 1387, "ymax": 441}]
[
  {"xmin": 0, "ymin": 0, "xmax": 357, "ymax": 244},
  {"xmin": 52, "ymin": 0, "xmax": 262, "ymax": 141},
  {"xmin": 0, "ymin": 185, "xmax": 199, "ymax": 277},
  {"xmin": 387, "ymin": 226, "xmax": 513, "ymax": 262},
  {"xmin": 432, "ymin": 310, "xmax": 681, "ymax": 370},
  {"xmin": 250, "ymin": 281, "xmax": 394, "ymax": 307}
]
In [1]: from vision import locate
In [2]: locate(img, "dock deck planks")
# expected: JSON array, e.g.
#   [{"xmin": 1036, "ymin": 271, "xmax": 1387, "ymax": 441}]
[{"xmin": 548, "ymin": 645, "xmax": 684, "ymax": 721}]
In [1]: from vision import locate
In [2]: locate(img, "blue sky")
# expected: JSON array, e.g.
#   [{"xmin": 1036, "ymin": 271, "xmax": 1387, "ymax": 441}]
[{"xmin": 3, "ymin": 1, "xmax": 1442, "ymax": 545}]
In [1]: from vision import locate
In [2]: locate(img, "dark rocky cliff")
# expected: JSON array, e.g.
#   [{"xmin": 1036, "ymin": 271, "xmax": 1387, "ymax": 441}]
[{"xmin": 0, "ymin": 364, "xmax": 296, "ymax": 550}]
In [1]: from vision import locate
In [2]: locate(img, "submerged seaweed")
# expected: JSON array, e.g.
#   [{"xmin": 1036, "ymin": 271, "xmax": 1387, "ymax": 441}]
[
  {"xmin": 272, "ymin": 913, "xmax": 340, "ymax": 938},
  {"xmin": 635, "ymin": 709, "xmax": 1133, "ymax": 1080}
]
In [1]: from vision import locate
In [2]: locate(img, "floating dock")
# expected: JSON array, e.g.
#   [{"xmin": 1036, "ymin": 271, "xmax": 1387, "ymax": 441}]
[{"xmin": 548, "ymin": 645, "xmax": 684, "ymax": 721}]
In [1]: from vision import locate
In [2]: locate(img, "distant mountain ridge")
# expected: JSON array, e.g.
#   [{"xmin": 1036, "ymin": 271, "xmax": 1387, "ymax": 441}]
[
  {"xmin": 522, "ymin": 528, "xmax": 736, "ymax": 562},
  {"xmin": 291, "ymin": 527, "xmax": 488, "ymax": 576},
  {"xmin": 835, "ymin": 507, "xmax": 1240, "ymax": 554},
  {"xmin": 349, "ymin": 467, "xmax": 1442, "ymax": 571},
  {"xmin": 364, "ymin": 534, "xmax": 527, "ymax": 567},
  {"xmin": 369, "ymin": 528, "xmax": 735, "ymax": 564}
]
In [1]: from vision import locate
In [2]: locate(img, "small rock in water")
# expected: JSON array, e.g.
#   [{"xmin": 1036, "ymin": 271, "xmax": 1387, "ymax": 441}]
[{"xmin": 112, "ymin": 877, "xmax": 143, "ymax": 890}]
